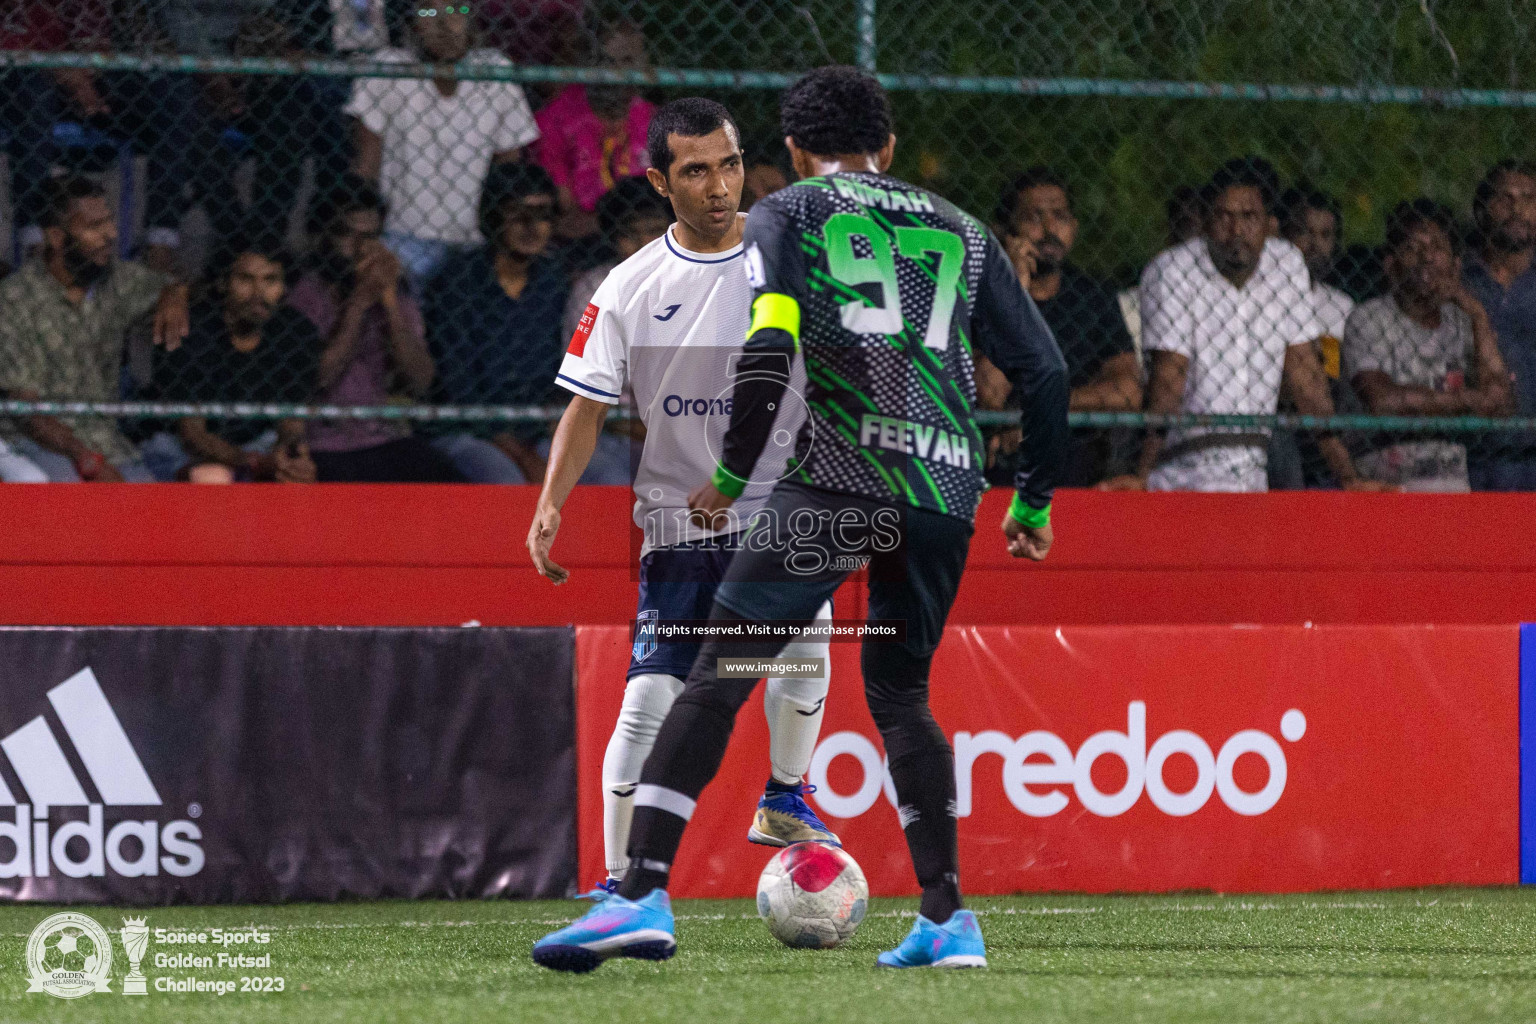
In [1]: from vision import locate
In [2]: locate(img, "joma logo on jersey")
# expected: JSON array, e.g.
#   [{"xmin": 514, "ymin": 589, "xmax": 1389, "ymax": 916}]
[
  {"xmin": 832, "ymin": 178, "xmax": 935, "ymax": 214},
  {"xmin": 663, "ymin": 395, "xmax": 733, "ymax": 417},
  {"xmin": 0, "ymin": 668, "xmax": 204, "ymax": 880},
  {"xmin": 859, "ymin": 414, "xmax": 970, "ymax": 468}
]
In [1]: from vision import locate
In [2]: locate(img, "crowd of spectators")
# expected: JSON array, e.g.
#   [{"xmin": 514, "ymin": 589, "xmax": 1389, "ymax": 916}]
[
  {"xmin": 0, "ymin": 1, "xmax": 672, "ymax": 485},
  {"xmin": 0, "ymin": 3, "xmax": 1533, "ymax": 492},
  {"xmin": 982, "ymin": 156, "xmax": 1536, "ymax": 493}
]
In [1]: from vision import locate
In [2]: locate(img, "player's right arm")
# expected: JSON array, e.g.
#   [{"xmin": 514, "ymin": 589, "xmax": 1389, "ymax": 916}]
[
  {"xmin": 528, "ymin": 395, "xmax": 609, "ymax": 584},
  {"xmin": 971, "ymin": 231, "xmax": 1070, "ymax": 560},
  {"xmin": 528, "ymin": 282, "xmax": 627, "ymax": 583}
]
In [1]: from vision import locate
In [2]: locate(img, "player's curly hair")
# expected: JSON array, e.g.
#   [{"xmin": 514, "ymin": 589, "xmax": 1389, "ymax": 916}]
[{"xmin": 780, "ymin": 65, "xmax": 892, "ymax": 158}]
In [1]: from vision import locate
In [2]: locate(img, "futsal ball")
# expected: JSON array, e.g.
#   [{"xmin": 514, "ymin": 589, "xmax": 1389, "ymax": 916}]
[{"xmin": 756, "ymin": 842, "xmax": 869, "ymax": 949}]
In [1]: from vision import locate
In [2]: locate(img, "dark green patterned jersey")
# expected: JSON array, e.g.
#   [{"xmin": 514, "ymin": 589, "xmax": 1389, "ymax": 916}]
[{"xmin": 716, "ymin": 170, "xmax": 1069, "ymax": 523}]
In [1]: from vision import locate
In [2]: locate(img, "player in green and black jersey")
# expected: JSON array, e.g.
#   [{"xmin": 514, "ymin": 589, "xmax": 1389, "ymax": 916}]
[
  {"xmin": 716, "ymin": 135, "xmax": 1065, "ymax": 522},
  {"xmin": 532, "ymin": 66, "xmax": 1068, "ymax": 974}
]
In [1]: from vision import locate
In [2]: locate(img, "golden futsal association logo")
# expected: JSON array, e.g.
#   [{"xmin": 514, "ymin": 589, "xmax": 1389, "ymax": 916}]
[{"xmin": 25, "ymin": 911, "xmax": 113, "ymax": 999}]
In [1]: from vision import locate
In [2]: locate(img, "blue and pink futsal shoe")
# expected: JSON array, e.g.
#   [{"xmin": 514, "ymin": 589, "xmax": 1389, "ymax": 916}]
[{"xmin": 532, "ymin": 889, "xmax": 676, "ymax": 973}]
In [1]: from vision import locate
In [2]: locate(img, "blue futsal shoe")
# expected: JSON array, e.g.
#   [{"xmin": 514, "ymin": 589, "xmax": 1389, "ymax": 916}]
[
  {"xmin": 876, "ymin": 910, "xmax": 988, "ymax": 969},
  {"xmin": 532, "ymin": 889, "xmax": 676, "ymax": 973},
  {"xmin": 748, "ymin": 782, "xmax": 842, "ymax": 847}
]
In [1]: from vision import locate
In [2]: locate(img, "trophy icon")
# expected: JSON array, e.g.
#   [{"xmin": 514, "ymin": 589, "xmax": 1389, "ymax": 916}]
[{"xmin": 120, "ymin": 917, "xmax": 149, "ymax": 995}]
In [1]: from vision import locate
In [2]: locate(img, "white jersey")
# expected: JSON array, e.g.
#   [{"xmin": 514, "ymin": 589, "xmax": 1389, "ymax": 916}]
[{"xmin": 556, "ymin": 219, "xmax": 807, "ymax": 556}]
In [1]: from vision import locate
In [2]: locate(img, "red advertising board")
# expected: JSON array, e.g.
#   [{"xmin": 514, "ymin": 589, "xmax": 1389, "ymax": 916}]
[{"xmin": 576, "ymin": 623, "xmax": 1519, "ymax": 896}]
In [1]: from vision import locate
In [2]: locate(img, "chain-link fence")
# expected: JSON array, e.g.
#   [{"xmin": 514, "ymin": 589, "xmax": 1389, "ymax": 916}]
[{"xmin": 2, "ymin": 0, "xmax": 1535, "ymax": 489}]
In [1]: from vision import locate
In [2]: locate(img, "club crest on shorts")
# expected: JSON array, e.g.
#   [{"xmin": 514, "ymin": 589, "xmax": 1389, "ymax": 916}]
[{"xmin": 633, "ymin": 609, "xmax": 659, "ymax": 663}]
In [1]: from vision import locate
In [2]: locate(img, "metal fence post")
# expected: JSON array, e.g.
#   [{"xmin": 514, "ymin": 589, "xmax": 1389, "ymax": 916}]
[{"xmin": 856, "ymin": 0, "xmax": 877, "ymax": 71}]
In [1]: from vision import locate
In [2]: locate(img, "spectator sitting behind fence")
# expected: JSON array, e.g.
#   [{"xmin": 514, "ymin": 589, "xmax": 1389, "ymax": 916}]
[
  {"xmin": 347, "ymin": 0, "xmax": 541, "ymax": 287},
  {"xmin": 1268, "ymin": 186, "xmax": 1357, "ymax": 489},
  {"xmin": 1463, "ymin": 159, "xmax": 1536, "ymax": 490},
  {"xmin": 1102, "ymin": 159, "xmax": 1389, "ymax": 493},
  {"xmin": 1119, "ymin": 184, "xmax": 1206, "ymax": 356},
  {"xmin": 979, "ymin": 166, "xmax": 1141, "ymax": 486},
  {"xmin": 288, "ymin": 175, "xmax": 465, "ymax": 482},
  {"xmin": 427, "ymin": 163, "xmax": 629, "ymax": 484},
  {"xmin": 1344, "ymin": 200, "xmax": 1513, "ymax": 492},
  {"xmin": 0, "ymin": 0, "xmax": 206, "ymax": 272},
  {"xmin": 146, "ymin": 238, "xmax": 319, "ymax": 482},
  {"xmin": 1280, "ymin": 186, "xmax": 1355, "ymax": 376},
  {"xmin": 0, "ymin": 176, "xmax": 188, "ymax": 482},
  {"xmin": 562, "ymin": 177, "xmax": 673, "ymax": 341},
  {"xmin": 535, "ymin": 19, "xmax": 654, "ymax": 241},
  {"xmin": 742, "ymin": 156, "xmax": 789, "ymax": 211}
]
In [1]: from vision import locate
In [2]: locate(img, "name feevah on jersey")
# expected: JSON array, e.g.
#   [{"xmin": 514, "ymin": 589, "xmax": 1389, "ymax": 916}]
[{"xmin": 858, "ymin": 414, "xmax": 971, "ymax": 468}]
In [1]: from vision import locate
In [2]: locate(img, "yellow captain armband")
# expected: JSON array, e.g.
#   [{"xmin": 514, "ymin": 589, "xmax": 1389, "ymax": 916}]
[{"xmin": 748, "ymin": 293, "xmax": 801, "ymax": 351}]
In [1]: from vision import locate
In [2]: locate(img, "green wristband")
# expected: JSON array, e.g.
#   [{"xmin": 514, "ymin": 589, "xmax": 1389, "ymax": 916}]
[
  {"xmin": 1008, "ymin": 493, "xmax": 1050, "ymax": 529},
  {"xmin": 710, "ymin": 463, "xmax": 748, "ymax": 500}
]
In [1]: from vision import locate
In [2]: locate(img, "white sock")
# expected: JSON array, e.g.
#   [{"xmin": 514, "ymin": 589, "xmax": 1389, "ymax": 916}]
[
  {"xmin": 601, "ymin": 672, "xmax": 684, "ymax": 878},
  {"xmin": 763, "ymin": 600, "xmax": 834, "ymax": 785}
]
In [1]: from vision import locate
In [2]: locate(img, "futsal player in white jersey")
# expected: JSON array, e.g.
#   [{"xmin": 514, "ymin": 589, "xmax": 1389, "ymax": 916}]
[{"xmin": 527, "ymin": 98, "xmax": 839, "ymax": 893}]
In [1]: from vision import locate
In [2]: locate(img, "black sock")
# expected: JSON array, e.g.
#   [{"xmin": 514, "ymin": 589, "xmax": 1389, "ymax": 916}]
[
  {"xmin": 863, "ymin": 639, "xmax": 964, "ymax": 927},
  {"xmin": 919, "ymin": 874, "xmax": 963, "ymax": 924},
  {"xmin": 887, "ymin": 743, "xmax": 963, "ymax": 923},
  {"xmin": 618, "ymin": 859, "xmax": 671, "ymax": 902}
]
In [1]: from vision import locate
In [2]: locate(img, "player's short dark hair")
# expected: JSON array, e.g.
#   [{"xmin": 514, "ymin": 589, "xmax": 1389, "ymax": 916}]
[
  {"xmin": 39, "ymin": 175, "xmax": 108, "ymax": 229},
  {"xmin": 1278, "ymin": 185, "xmax": 1343, "ymax": 238},
  {"xmin": 597, "ymin": 176, "xmax": 671, "ymax": 246},
  {"xmin": 646, "ymin": 97, "xmax": 738, "ymax": 177},
  {"xmin": 1473, "ymin": 158, "xmax": 1536, "ymax": 227},
  {"xmin": 993, "ymin": 167, "xmax": 1073, "ymax": 233},
  {"xmin": 1204, "ymin": 155, "xmax": 1281, "ymax": 215},
  {"xmin": 307, "ymin": 172, "xmax": 388, "ymax": 239},
  {"xmin": 1384, "ymin": 198, "xmax": 1460, "ymax": 256},
  {"xmin": 477, "ymin": 162, "xmax": 557, "ymax": 242},
  {"xmin": 780, "ymin": 65, "xmax": 892, "ymax": 158}
]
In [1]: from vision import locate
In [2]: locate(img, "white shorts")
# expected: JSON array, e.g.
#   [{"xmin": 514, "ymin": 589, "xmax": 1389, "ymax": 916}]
[{"xmin": 1148, "ymin": 444, "xmax": 1268, "ymax": 493}]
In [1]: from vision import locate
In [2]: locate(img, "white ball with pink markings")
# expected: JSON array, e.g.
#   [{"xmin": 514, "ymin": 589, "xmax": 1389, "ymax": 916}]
[{"xmin": 756, "ymin": 842, "xmax": 869, "ymax": 949}]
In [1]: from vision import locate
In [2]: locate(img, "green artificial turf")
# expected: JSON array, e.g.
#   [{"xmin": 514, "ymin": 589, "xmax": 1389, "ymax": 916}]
[{"xmin": 2, "ymin": 889, "xmax": 1535, "ymax": 1023}]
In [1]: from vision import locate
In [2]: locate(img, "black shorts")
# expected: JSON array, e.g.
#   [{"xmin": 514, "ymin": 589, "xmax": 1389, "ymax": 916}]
[{"xmin": 713, "ymin": 481, "xmax": 973, "ymax": 659}]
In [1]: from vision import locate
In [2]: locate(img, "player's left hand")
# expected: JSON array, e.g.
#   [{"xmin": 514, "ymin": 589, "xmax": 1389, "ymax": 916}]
[
  {"xmin": 687, "ymin": 481, "xmax": 736, "ymax": 532},
  {"xmin": 1002, "ymin": 511, "xmax": 1052, "ymax": 561}
]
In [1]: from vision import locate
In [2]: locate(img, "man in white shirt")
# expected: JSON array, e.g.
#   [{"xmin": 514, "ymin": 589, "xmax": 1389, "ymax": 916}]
[
  {"xmin": 1104, "ymin": 162, "xmax": 1386, "ymax": 493},
  {"xmin": 346, "ymin": 4, "xmax": 540, "ymax": 285},
  {"xmin": 526, "ymin": 99, "xmax": 838, "ymax": 894}
]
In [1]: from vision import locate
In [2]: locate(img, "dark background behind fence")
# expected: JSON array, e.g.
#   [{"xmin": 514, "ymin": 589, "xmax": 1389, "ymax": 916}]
[{"xmin": 2, "ymin": 0, "xmax": 1535, "ymax": 490}]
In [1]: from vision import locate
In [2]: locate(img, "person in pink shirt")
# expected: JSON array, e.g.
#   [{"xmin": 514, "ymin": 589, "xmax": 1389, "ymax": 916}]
[
  {"xmin": 288, "ymin": 175, "xmax": 465, "ymax": 482},
  {"xmin": 535, "ymin": 21, "xmax": 654, "ymax": 239}
]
